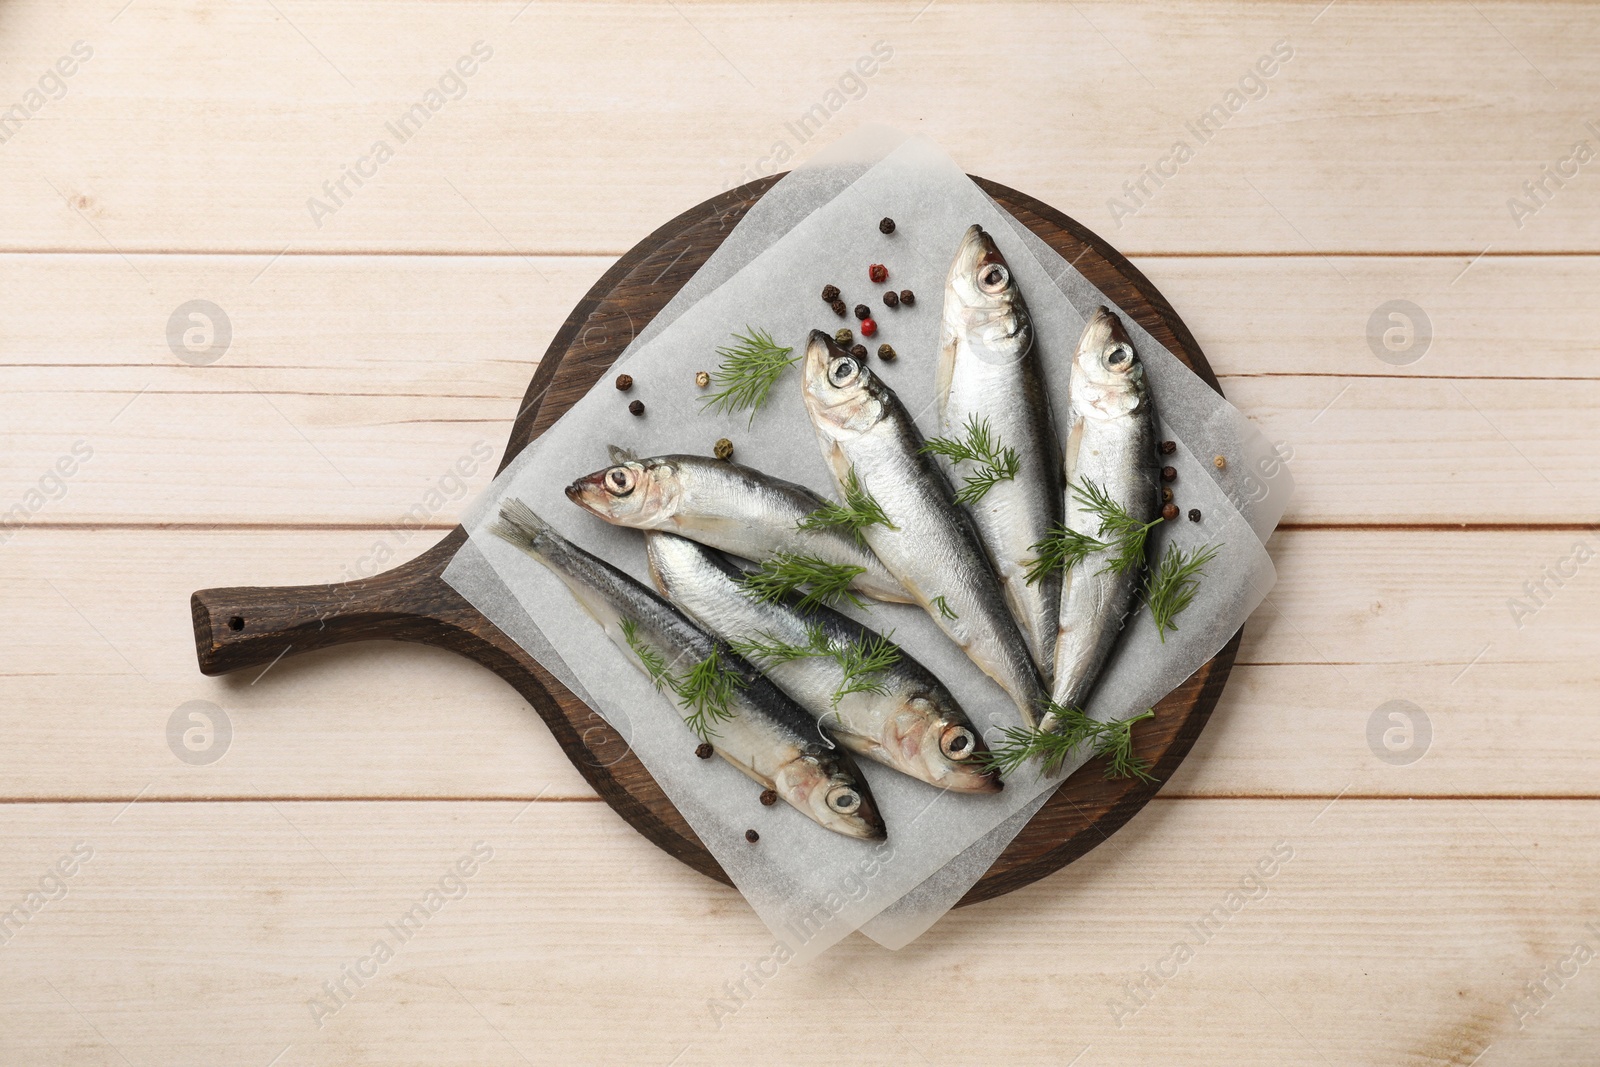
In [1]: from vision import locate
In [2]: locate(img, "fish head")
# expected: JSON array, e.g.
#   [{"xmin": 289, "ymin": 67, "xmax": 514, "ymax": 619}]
[
  {"xmin": 943, "ymin": 224, "xmax": 1033, "ymax": 366},
  {"xmin": 801, "ymin": 329, "xmax": 882, "ymax": 438},
  {"xmin": 779, "ymin": 749, "xmax": 886, "ymax": 840},
  {"xmin": 1071, "ymin": 306, "xmax": 1148, "ymax": 421},
  {"xmin": 884, "ymin": 693, "xmax": 1004, "ymax": 793},
  {"xmin": 564, "ymin": 453, "xmax": 682, "ymax": 529}
]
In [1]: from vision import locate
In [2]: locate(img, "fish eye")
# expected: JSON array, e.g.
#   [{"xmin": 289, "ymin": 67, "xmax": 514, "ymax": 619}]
[
  {"xmin": 826, "ymin": 786, "xmax": 861, "ymax": 815},
  {"xmin": 940, "ymin": 725, "xmax": 977, "ymax": 761},
  {"xmin": 829, "ymin": 358, "xmax": 860, "ymax": 387},
  {"xmin": 1106, "ymin": 345, "xmax": 1131, "ymax": 368},
  {"xmin": 604, "ymin": 465, "xmax": 636, "ymax": 496},
  {"xmin": 979, "ymin": 263, "xmax": 1009, "ymax": 292}
]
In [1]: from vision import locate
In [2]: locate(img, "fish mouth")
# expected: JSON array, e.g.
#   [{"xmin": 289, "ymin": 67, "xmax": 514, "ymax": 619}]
[
  {"xmin": 563, "ymin": 474, "xmax": 606, "ymax": 515},
  {"xmin": 802, "ymin": 329, "xmax": 862, "ymax": 408}
]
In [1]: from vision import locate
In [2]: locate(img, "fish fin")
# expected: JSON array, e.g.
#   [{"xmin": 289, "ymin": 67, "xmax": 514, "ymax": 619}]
[
  {"xmin": 607, "ymin": 444, "xmax": 638, "ymax": 464},
  {"xmin": 935, "ymin": 317, "xmax": 958, "ymax": 420},
  {"xmin": 488, "ymin": 498, "xmax": 551, "ymax": 554}
]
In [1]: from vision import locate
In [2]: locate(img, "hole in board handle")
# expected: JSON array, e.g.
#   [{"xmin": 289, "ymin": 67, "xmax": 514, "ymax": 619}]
[{"xmin": 227, "ymin": 616, "xmax": 245, "ymax": 632}]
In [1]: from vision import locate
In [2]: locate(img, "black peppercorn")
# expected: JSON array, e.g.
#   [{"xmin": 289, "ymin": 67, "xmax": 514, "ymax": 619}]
[
  {"xmin": 695, "ymin": 742, "xmax": 713, "ymax": 759},
  {"xmin": 882, "ymin": 290, "xmax": 899, "ymax": 308},
  {"xmin": 850, "ymin": 344, "xmax": 868, "ymax": 360},
  {"xmin": 879, "ymin": 217, "xmax": 895, "ymax": 234},
  {"xmin": 615, "ymin": 374, "xmax": 633, "ymax": 391},
  {"xmin": 745, "ymin": 829, "xmax": 760, "ymax": 843},
  {"xmin": 628, "ymin": 399, "xmax": 645, "ymax": 417},
  {"xmin": 1158, "ymin": 440, "xmax": 1176, "ymax": 455},
  {"xmin": 1188, "ymin": 508, "xmax": 1202, "ymax": 522},
  {"xmin": 821, "ymin": 283, "xmax": 840, "ymax": 302},
  {"xmin": 898, "ymin": 289, "xmax": 915, "ymax": 306},
  {"xmin": 759, "ymin": 789, "xmax": 777, "ymax": 806},
  {"xmin": 830, "ymin": 298, "xmax": 847, "ymax": 316},
  {"xmin": 854, "ymin": 303, "xmax": 871, "ymax": 321},
  {"xmin": 1160, "ymin": 466, "xmax": 1176, "ymax": 482},
  {"xmin": 1162, "ymin": 503, "xmax": 1179, "ymax": 521}
]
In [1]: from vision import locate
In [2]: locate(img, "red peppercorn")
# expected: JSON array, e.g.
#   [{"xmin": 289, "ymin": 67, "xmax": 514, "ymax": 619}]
[
  {"xmin": 1162, "ymin": 503, "xmax": 1179, "ymax": 521},
  {"xmin": 868, "ymin": 263, "xmax": 888, "ymax": 284},
  {"xmin": 860, "ymin": 318, "xmax": 878, "ymax": 337}
]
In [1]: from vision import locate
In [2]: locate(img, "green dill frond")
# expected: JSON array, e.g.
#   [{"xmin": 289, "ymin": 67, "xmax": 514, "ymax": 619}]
[
  {"xmin": 620, "ymin": 617, "xmax": 672, "ymax": 692},
  {"xmin": 1024, "ymin": 525, "xmax": 1106, "ymax": 585},
  {"xmin": 980, "ymin": 704, "xmax": 1157, "ymax": 781},
  {"xmin": 1023, "ymin": 479, "xmax": 1162, "ymax": 584},
  {"xmin": 829, "ymin": 631, "xmax": 900, "ymax": 707},
  {"xmin": 738, "ymin": 553, "xmax": 867, "ymax": 611},
  {"xmin": 729, "ymin": 624, "xmax": 833, "ymax": 666},
  {"xmin": 930, "ymin": 594, "xmax": 958, "ymax": 621},
  {"xmin": 1145, "ymin": 542, "xmax": 1222, "ymax": 642},
  {"xmin": 797, "ymin": 467, "xmax": 896, "ymax": 544},
  {"xmin": 700, "ymin": 328, "xmax": 798, "ymax": 424},
  {"xmin": 675, "ymin": 647, "xmax": 746, "ymax": 740},
  {"xmin": 923, "ymin": 415, "xmax": 1022, "ymax": 504}
]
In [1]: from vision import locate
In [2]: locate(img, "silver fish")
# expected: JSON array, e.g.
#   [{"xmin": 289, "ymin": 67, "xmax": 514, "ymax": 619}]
[
  {"xmin": 489, "ymin": 499, "xmax": 885, "ymax": 841},
  {"xmin": 565, "ymin": 450, "xmax": 911, "ymax": 604},
  {"xmin": 937, "ymin": 224, "xmax": 1062, "ymax": 680},
  {"xmin": 1051, "ymin": 307, "xmax": 1159, "ymax": 713},
  {"xmin": 800, "ymin": 330, "xmax": 1049, "ymax": 729},
  {"xmin": 644, "ymin": 531, "xmax": 1002, "ymax": 793}
]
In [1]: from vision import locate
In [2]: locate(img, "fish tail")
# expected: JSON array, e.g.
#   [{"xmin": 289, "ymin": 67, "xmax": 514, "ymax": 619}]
[{"xmin": 488, "ymin": 497, "xmax": 554, "ymax": 555}]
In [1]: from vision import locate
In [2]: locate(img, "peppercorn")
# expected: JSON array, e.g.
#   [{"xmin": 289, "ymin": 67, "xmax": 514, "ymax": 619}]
[
  {"xmin": 898, "ymin": 289, "xmax": 915, "ymax": 306},
  {"xmin": 1162, "ymin": 503, "xmax": 1179, "ymax": 521},
  {"xmin": 877, "ymin": 343, "xmax": 896, "ymax": 361},
  {"xmin": 615, "ymin": 373, "xmax": 634, "ymax": 391},
  {"xmin": 1162, "ymin": 487, "xmax": 1173, "ymax": 503},
  {"xmin": 1213, "ymin": 455, "xmax": 1227, "ymax": 470},
  {"xmin": 878, "ymin": 217, "xmax": 895, "ymax": 234},
  {"xmin": 834, "ymin": 328, "xmax": 853, "ymax": 346},
  {"xmin": 869, "ymin": 263, "xmax": 888, "ymax": 284},
  {"xmin": 850, "ymin": 344, "xmax": 868, "ymax": 360},
  {"xmin": 714, "ymin": 438, "xmax": 734, "ymax": 461},
  {"xmin": 1161, "ymin": 466, "xmax": 1176, "ymax": 482},
  {"xmin": 830, "ymin": 298, "xmax": 847, "ymax": 316},
  {"xmin": 745, "ymin": 829, "xmax": 760, "ymax": 843},
  {"xmin": 1158, "ymin": 440, "xmax": 1176, "ymax": 455},
  {"xmin": 860, "ymin": 318, "xmax": 878, "ymax": 337},
  {"xmin": 854, "ymin": 303, "xmax": 871, "ymax": 320},
  {"xmin": 821, "ymin": 283, "xmax": 840, "ymax": 303},
  {"xmin": 628, "ymin": 399, "xmax": 645, "ymax": 417},
  {"xmin": 1188, "ymin": 508, "xmax": 1202, "ymax": 522},
  {"xmin": 695, "ymin": 370, "xmax": 710, "ymax": 388},
  {"xmin": 695, "ymin": 742, "xmax": 713, "ymax": 759},
  {"xmin": 759, "ymin": 789, "xmax": 777, "ymax": 806},
  {"xmin": 883, "ymin": 290, "xmax": 900, "ymax": 308}
]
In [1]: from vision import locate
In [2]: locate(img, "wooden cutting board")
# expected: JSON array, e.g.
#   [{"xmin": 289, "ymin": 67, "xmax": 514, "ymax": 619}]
[{"xmin": 190, "ymin": 174, "xmax": 1240, "ymax": 907}]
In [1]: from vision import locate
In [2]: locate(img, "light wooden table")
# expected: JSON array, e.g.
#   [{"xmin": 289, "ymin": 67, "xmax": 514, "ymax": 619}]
[{"xmin": 3, "ymin": 2, "xmax": 1596, "ymax": 1063}]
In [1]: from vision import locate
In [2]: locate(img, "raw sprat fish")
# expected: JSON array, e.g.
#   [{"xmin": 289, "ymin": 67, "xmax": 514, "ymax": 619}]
[
  {"xmin": 565, "ymin": 449, "xmax": 911, "ymax": 605},
  {"xmin": 1051, "ymin": 307, "xmax": 1160, "ymax": 715},
  {"xmin": 799, "ymin": 330, "xmax": 1050, "ymax": 729},
  {"xmin": 935, "ymin": 224, "xmax": 1063, "ymax": 681},
  {"xmin": 488, "ymin": 499, "xmax": 885, "ymax": 841},
  {"xmin": 643, "ymin": 530, "xmax": 1002, "ymax": 794}
]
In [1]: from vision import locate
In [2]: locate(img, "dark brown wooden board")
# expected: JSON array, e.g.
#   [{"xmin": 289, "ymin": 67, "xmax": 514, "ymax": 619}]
[{"xmin": 191, "ymin": 175, "xmax": 1240, "ymax": 908}]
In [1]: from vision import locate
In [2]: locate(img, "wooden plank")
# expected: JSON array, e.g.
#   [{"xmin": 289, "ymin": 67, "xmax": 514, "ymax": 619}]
[
  {"xmin": 0, "ymin": 798, "xmax": 1594, "ymax": 1064},
  {"xmin": 1, "ymin": 527, "xmax": 1594, "ymax": 800},
  {"xmin": 4, "ymin": 254, "xmax": 1600, "ymax": 525},
  {"xmin": 0, "ymin": 2, "xmax": 1597, "ymax": 254}
]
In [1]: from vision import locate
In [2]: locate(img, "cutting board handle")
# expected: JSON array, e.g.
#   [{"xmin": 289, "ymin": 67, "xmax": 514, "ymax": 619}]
[{"xmin": 190, "ymin": 532, "xmax": 464, "ymax": 676}]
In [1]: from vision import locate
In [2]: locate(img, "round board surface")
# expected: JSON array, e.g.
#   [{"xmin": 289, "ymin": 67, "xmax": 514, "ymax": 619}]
[{"xmin": 191, "ymin": 174, "xmax": 1240, "ymax": 908}]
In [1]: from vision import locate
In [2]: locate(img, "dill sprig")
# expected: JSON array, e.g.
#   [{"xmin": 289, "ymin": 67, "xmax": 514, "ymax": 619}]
[
  {"xmin": 1144, "ymin": 542, "xmax": 1221, "ymax": 643},
  {"xmin": 797, "ymin": 467, "xmax": 897, "ymax": 544},
  {"xmin": 930, "ymin": 594, "xmax": 958, "ymax": 621},
  {"xmin": 981, "ymin": 704, "xmax": 1157, "ymax": 781},
  {"xmin": 921, "ymin": 415, "xmax": 1022, "ymax": 505},
  {"xmin": 738, "ymin": 553, "xmax": 867, "ymax": 612},
  {"xmin": 620, "ymin": 618, "xmax": 744, "ymax": 740},
  {"xmin": 1025, "ymin": 478, "xmax": 1163, "ymax": 584},
  {"xmin": 732, "ymin": 624, "xmax": 901, "ymax": 708},
  {"xmin": 700, "ymin": 327, "xmax": 798, "ymax": 424}
]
